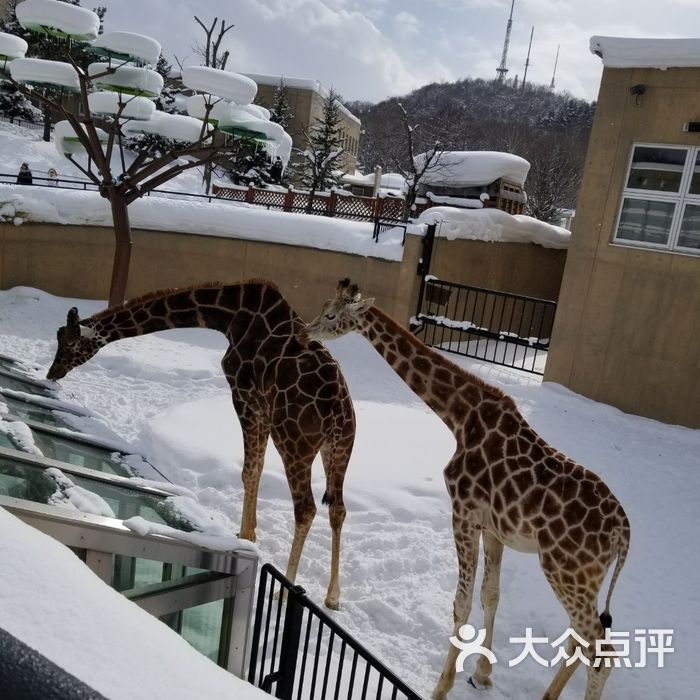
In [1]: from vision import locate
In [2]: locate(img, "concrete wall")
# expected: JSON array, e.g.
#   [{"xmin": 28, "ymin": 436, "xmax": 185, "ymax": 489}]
[
  {"xmin": 0, "ymin": 222, "xmax": 422, "ymax": 324},
  {"xmin": 545, "ymin": 66, "xmax": 700, "ymax": 428}
]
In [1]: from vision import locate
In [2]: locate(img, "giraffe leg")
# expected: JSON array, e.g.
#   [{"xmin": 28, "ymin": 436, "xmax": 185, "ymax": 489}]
[
  {"xmin": 471, "ymin": 531, "xmax": 504, "ymax": 688},
  {"xmin": 542, "ymin": 637, "xmax": 582, "ymax": 700},
  {"xmin": 320, "ymin": 442, "xmax": 349, "ymax": 610},
  {"xmin": 432, "ymin": 520, "xmax": 481, "ymax": 700},
  {"xmin": 283, "ymin": 462, "xmax": 317, "ymax": 586},
  {"xmin": 238, "ymin": 419, "xmax": 269, "ymax": 543},
  {"xmin": 540, "ymin": 557, "xmax": 610, "ymax": 700}
]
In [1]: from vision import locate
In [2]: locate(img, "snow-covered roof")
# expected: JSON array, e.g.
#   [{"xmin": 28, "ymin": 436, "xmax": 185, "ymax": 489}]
[
  {"xmin": 91, "ymin": 31, "xmax": 162, "ymax": 67},
  {"xmin": 416, "ymin": 151, "xmax": 530, "ymax": 188},
  {"xmin": 590, "ymin": 36, "xmax": 700, "ymax": 69},
  {"xmin": 415, "ymin": 206, "xmax": 570, "ymax": 249},
  {"xmin": 342, "ymin": 171, "xmax": 406, "ymax": 189},
  {"xmin": 245, "ymin": 72, "xmax": 361, "ymax": 125}
]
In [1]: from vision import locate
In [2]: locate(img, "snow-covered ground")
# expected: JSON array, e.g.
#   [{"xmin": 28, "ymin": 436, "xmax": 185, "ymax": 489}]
[{"xmin": 0, "ymin": 285, "xmax": 698, "ymax": 699}]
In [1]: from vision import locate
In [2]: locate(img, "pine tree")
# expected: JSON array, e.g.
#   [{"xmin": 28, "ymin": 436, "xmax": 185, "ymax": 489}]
[
  {"xmin": 224, "ymin": 147, "xmax": 284, "ymax": 188},
  {"xmin": 269, "ymin": 79, "xmax": 293, "ymax": 130},
  {"xmin": 154, "ymin": 52, "xmax": 177, "ymax": 114},
  {"xmin": 299, "ymin": 87, "xmax": 344, "ymax": 195},
  {"xmin": 0, "ymin": 79, "xmax": 40, "ymax": 122}
]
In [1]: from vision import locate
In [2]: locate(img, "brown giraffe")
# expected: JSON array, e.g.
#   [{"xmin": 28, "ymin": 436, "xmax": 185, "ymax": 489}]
[
  {"xmin": 47, "ymin": 280, "xmax": 356, "ymax": 609},
  {"xmin": 301, "ymin": 279, "xmax": 631, "ymax": 700}
]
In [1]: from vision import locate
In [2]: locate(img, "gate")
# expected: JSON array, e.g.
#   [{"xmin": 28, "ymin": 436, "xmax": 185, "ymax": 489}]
[
  {"xmin": 248, "ymin": 564, "xmax": 423, "ymax": 700},
  {"xmin": 414, "ymin": 278, "xmax": 556, "ymax": 375}
]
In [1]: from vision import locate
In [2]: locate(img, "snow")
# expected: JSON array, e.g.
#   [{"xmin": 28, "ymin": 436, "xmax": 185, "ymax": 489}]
[
  {"xmin": 16, "ymin": 0, "xmax": 100, "ymax": 41},
  {"xmin": 0, "ymin": 418, "xmax": 43, "ymax": 455},
  {"xmin": 54, "ymin": 119, "xmax": 107, "ymax": 156},
  {"xmin": 0, "ymin": 285, "xmax": 698, "ymax": 698},
  {"xmin": 122, "ymin": 110, "xmax": 206, "ymax": 142},
  {"xmin": 0, "ymin": 31, "xmax": 28, "ymax": 60},
  {"xmin": 591, "ymin": 36, "xmax": 700, "ymax": 69},
  {"xmin": 0, "ymin": 184, "xmax": 404, "ymax": 260},
  {"xmin": 45, "ymin": 466, "xmax": 116, "ymax": 517},
  {"xmin": 417, "ymin": 151, "xmax": 531, "ymax": 188},
  {"xmin": 9, "ymin": 57, "xmax": 80, "ymax": 91},
  {"xmin": 88, "ymin": 62, "xmax": 164, "ymax": 98},
  {"xmin": 88, "ymin": 91, "xmax": 156, "ymax": 121},
  {"xmin": 0, "ymin": 506, "xmax": 269, "ymax": 699},
  {"xmin": 182, "ymin": 66, "xmax": 257, "ymax": 105},
  {"xmin": 426, "ymin": 193, "xmax": 484, "ymax": 208},
  {"xmin": 342, "ymin": 171, "xmax": 407, "ymax": 192},
  {"xmin": 415, "ymin": 206, "xmax": 571, "ymax": 249},
  {"xmin": 91, "ymin": 31, "xmax": 162, "ymax": 67}
]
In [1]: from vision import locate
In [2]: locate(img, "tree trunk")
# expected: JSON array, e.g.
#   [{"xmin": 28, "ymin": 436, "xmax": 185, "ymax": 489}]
[
  {"xmin": 42, "ymin": 103, "xmax": 51, "ymax": 143},
  {"xmin": 107, "ymin": 193, "xmax": 132, "ymax": 308}
]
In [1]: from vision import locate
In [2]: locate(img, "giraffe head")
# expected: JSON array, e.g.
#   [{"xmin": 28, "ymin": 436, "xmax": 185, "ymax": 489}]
[
  {"xmin": 46, "ymin": 307, "xmax": 105, "ymax": 380},
  {"xmin": 303, "ymin": 278, "xmax": 375, "ymax": 343}
]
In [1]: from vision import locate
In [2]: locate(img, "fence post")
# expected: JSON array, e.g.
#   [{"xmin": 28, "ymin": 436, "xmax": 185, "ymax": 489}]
[
  {"xmin": 327, "ymin": 189, "xmax": 337, "ymax": 217},
  {"xmin": 274, "ymin": 585, "xmax": 305, "ymax": 700},
  {"xmin": 283, "ymin": 186, "xmax": 294, "ymax": 212},
  {"xmin": 245, "ymin": 184, "xmax": 255, "ymax": 203}
]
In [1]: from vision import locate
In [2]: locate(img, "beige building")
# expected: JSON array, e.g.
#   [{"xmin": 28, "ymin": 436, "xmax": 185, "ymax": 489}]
[
  {"xmin": 247, "ymin": 73, "xmax": 361, "ymax": 175},
  {"xmin": 545, "ymin": 36, "xmax": 700, "ymax": 429}
]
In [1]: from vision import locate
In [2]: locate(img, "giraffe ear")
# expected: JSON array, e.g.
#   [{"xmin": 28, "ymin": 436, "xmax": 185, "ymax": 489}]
[{"xmin": 79, "ymin": 325, "xmax": 96, "ymax": 339}]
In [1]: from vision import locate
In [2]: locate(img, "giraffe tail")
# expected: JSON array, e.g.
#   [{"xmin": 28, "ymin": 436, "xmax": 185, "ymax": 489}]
[{"xmin": 600, "ymin": 523, "xmax": 631, "ymax": 628}]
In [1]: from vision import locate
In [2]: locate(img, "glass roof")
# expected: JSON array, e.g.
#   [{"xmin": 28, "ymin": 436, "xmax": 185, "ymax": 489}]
[
  {"xmin": 0, "ymin": 369, "xmax": 55, "ymax": 397},
  {"xmin": 0, "ymin": 392, "xmax": 74, "ymax": 428}
]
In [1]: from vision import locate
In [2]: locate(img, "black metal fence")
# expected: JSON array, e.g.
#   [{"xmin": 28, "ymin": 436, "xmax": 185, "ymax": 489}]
[
  {"xmin": 248, "ymin": 564, "xmax": 423, "ymax": 700},
  {"xmin": 415, "ymin": 278, "xmax": 556, "ymax": 375}
]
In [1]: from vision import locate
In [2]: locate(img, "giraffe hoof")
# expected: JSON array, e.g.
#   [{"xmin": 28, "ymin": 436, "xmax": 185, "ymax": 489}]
[
  {"xmin": 237, "ymin": 531, "xmax": 257, "ymax": 543},
  {"xmin": 468, "ymin": 676, "xmax": 491, "ymax": 691},
  {"xmin": 324, "ymin": 597, "xmax": 340, "ymax": 611}
]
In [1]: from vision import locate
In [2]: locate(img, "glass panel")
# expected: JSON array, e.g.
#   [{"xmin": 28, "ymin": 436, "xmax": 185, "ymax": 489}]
[
  {"xmin": 0, "ymin": 454, "xmax": 192, "ymax": 530},
  {"xmin": 0, "ymin": 394, "xmax": 70, "ymax": 427},
  {"xmin": 0, "ymin": 432, "xmax": 15, "ymax": 449},
  {"xmin": 29, "ymin": 430, "xmax": 132, "ymax": 476},
  {"xmin": 181, "ymin": 599, "xmax": 224, "ymax": 662},
  {"xmin": 627, "ymin": 146, "xmax": 687, "ymax": 192},
  {"xmin": 689, "ymin": 152, "xmax": 700, "ymax": 195},
  {"xmin": 616, "ymin": 198, "xmax": 675, "ymax": 245},
  {"xmin": 678, "ymin": 204, "xmax": 700, "ymax": 250},
  {"xmin": 0, "ymin": 372, "xmax": 53, "ymax": 396}
]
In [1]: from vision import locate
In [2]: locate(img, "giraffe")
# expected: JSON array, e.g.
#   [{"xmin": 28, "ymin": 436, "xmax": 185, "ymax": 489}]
[
  {"xmin": 301, "ymin": 279, "xmax": 631, "ymax": 700},
  {"xmin": 46, "ymin": 280, "xmax": 356, "ymax": 610}
]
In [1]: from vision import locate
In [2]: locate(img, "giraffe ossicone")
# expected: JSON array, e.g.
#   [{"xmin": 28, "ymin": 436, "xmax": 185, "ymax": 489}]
[
  {"xmin": 303, "ymin": 278, "xmax": 631, "ymax": 700},
  {"xmin": 48, "ymin": 281, "xmax": 356, "ymax": 610}
]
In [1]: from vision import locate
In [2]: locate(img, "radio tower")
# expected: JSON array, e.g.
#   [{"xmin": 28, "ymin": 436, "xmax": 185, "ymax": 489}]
[
  {"xmin": 496, "ymin": 0, "xmax": 515, "ymax": 82},
  {"xmin": 521, "ymin": 26, "xmax": 534, "ymax": 92},
  {"xmin": 550, "ymin": 44, "xmax": 560, "ymax": 89}
]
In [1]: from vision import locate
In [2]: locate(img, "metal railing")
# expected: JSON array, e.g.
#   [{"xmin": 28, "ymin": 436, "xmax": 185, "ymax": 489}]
[
  {"xmin": 248, "ymin": 564, "xmax": 423, "ymax": 700},
  {"xmin": 415, "ymin": 278, "xmax": 557, "ymax": 375}
]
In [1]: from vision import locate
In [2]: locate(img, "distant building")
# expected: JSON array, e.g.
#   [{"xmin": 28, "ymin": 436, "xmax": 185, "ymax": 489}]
[
  {"xmin": 545, "ymin": 36, "xmax": 700, "ymax": 429},
  {"xmin": 247, "ymin": 74, "xmax": 361, "ymax": 175},
  {"xmin": 415, "ymin": 150, "xmax": 530, "ymax": 214},
  {"xmin": 341, "ymin": 171, "xmax": 406, "ymax": 198}
]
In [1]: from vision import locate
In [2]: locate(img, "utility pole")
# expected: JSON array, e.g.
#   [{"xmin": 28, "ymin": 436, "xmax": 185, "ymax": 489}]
[
  {"xmin": 521, "ymin": 25, "xmax": 534, "ymax": 93},
  {"xmin": 496, "ymin": 0, "xmax": 515, "ymax": 82},
  {"xmin": 550, "ymin": 44, "xmax": 560, "ymax": 89}
]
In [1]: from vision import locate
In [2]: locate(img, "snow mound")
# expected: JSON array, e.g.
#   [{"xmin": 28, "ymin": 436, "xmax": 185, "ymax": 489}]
[
  {"xmin": 416, "ymin": 151, "xmax": 531, "ymax": 188},
  {"xmin": 415, "ymin": 206, "xmax": 570, "ymax": 249}
]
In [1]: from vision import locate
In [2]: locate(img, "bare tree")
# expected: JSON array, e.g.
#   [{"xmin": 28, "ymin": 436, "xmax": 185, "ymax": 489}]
[
  {"xmin": 193, "ymin": 16, "xmax": 233, "ymax": 70},
  {"xmin": 393, "ymin": 102, "xmax": 445, "ymax": 220}
]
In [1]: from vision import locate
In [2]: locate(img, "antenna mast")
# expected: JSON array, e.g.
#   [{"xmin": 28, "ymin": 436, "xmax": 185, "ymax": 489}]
[
  {"xmin": 521, "ymin": 25, "xmax": 534, "ymax": 92},
  {"xmin": 496, "ymin": 0, "xmax": 515, "ymax": 82},
  {"xmin": 550, "ymin": 44, "xmax": 560, "ymax": 89}
]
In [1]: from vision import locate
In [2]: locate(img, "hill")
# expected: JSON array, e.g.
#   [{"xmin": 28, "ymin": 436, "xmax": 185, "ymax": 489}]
[{"xmin": 347, "ymin": 78, "xmax": 595, "ymax": 222}]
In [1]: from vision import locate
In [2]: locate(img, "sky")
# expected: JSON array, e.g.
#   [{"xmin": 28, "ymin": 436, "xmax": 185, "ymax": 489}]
[{"xmin": 91, "ymin": 0, "xmax": 700, "ymax": 105}]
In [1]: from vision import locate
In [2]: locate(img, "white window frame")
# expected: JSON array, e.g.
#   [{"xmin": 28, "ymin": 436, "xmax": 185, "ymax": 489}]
[{"xmin": 613, "ymin": 142, "xmax": 700, "ymax": 255}]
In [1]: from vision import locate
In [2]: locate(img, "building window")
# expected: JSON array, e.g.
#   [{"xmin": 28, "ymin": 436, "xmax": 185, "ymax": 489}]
[{"xmin": 614, "ymin": 143, "xmax": 700, "ymax": 254}]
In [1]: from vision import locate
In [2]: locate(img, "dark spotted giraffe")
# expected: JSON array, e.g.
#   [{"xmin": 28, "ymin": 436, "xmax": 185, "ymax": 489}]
[
  {"xmin": 47, "ymin": 280, "xmax": 356, "ymax": 609},
  {"xmin": 302, "ymin": 279, "xmax": 630, "ymax": 699}
]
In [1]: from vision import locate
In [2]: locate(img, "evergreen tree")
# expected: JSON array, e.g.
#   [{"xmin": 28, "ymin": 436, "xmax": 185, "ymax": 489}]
[
  {"xmin": 153, "ymin": 52, "xmax": 177, "ymax": 113},
  {"xmin": 269, "ymin": 79, "xmax": 293, "ymax": 130},
  {"xmin": 224, "ymin": 146, "xmax": 284, "ymax": 188},
  {"xmin": 0, "ymin": 79, "xmax": 40, "ymax": 122},
  {"xmin": 298, "ymin": 87, "xmax": 344, "ymax": 195}
]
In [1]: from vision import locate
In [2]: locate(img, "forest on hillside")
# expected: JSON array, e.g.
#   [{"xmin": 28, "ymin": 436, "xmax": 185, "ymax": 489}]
[{"xmin": 347, "ymin": 78, "xmax": 595, "ymax": 223}]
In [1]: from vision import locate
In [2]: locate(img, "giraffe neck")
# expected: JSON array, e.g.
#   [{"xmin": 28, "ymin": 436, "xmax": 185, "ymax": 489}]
[
  {"xmin": 357, "ymin": 306, "xmax": 502, "ymax": 432},
  {"xmin": 84, "ymin": 283, "xmax": 291, "ymax": 343}
]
